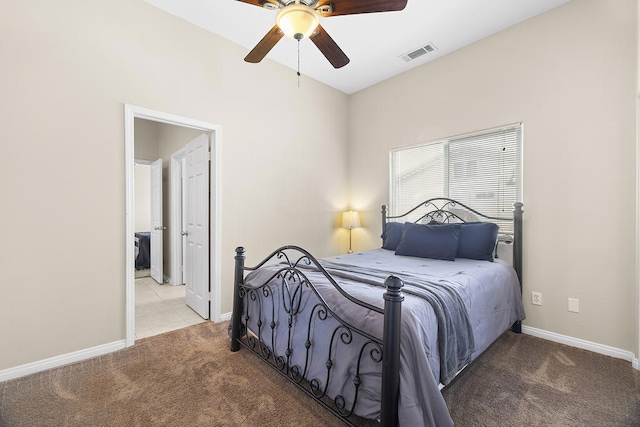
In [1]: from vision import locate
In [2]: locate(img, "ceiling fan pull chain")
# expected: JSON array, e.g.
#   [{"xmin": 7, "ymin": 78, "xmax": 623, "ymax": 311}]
[{"xmin": 297, "ymin": 38, "xmax": 301, "ymax": 87}]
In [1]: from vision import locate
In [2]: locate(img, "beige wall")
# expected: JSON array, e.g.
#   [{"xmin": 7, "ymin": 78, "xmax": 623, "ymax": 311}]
[
  {"xmin": 133, "ymin": 118, "xmax": 160, "ymax": 161},
  {"xmin": 1, "ymin": 0, "xmax": 637, "ymax": 374},
  {"xmin": 133, "ymin": 164, "xmax": 151, "ymax": 232},
  {"xmin": 133, "ymin": 119, "xmax": 161, "ymax": 236},
  {"xmin": 0, "ymin": 0, "xmax": 348, "ymax": 370},
  {"xmin": 348, "ymin": 0, "xmax": 638, "ymax": 353}
]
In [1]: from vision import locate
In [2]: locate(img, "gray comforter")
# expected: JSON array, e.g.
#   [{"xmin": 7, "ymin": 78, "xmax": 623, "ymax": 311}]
[
  {"xmin": 241, "ymin": 249, "xmax": 525, "ymax": 426},
  {"xmin": 319, "ymin": 259, "xmax": 476, "ymax": 386}
]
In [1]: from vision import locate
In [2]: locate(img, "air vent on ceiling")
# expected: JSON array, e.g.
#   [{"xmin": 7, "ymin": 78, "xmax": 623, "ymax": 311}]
[{"xmin": 400, "ymin": 43, "xmax": 438, "ymax": 62}]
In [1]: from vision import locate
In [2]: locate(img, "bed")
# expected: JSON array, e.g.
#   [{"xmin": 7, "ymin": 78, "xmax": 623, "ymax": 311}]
[
  {"xmin": 134, "ymin": 231, "xmax": 151, "ymax": 270},
  {"xmin": 230, "ymin": 198, "xmax": 525, "ymax": 426}
]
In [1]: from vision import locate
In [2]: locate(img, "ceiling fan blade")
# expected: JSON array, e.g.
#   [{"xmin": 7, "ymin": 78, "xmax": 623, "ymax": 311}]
[
  {"xmin": 244, "ymin": 25, "xmax": 284, "ymax": 63},
  {"xmin": 318, "ymin": 0, "xmax": 407, "ymax": 17},
  {"xmin": 236, "ymin": 0, "xmax": 278, "ymax": 8},
  {"xmin": 309, "ymin": 24, "xmax": 350, "ymax": 69}
]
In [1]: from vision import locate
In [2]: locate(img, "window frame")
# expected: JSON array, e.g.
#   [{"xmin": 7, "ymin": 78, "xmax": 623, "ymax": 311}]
[{"xmin": 389, "ymin": 123, "xmax": 523, "ymax": 229}]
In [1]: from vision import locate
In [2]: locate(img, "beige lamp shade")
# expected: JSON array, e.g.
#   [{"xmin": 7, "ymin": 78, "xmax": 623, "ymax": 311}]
[{"xmin": 342, "ymin": 211, "xmax": 361, "ymax": 229}]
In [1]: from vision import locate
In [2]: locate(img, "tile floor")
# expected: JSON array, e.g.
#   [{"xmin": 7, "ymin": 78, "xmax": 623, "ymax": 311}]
[{"xmin": 135, "ymin": 275, "xmax": 206, "ymax": 339}]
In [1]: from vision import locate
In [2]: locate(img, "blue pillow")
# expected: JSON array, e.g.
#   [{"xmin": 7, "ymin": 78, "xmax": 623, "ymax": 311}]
[
  {"xmin": 395, "ymin": 222, "xmax": 460, "ymax": 261},
  {"xmin": 457, "ymin": 222, "xmax": 499, "ymax": 261},
  {"xmin": 381, "ymin": 222, "xmax": 404, "ymax": 250}
]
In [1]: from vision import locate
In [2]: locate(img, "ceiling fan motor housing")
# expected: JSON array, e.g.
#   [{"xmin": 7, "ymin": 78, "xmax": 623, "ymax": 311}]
[{"xmin": 264, "ymin": 0, "xmax": 332, "ymax": 15}]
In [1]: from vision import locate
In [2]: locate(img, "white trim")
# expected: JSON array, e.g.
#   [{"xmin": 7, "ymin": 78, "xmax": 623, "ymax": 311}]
[
  {"xmin": 124, "ymin": 105, "xmax": 136, "ymax": 347},
  {"xmin": 220, "ymin": 311, "xmax": 232, "ymax": 322},
  {"xmin": 124, "ymin": 104, "xmax": 222, "ymax": 345},
  {"xmin": 0, "ymin": 340, "xmax": 126, "ymax": 382},
  {"xmin": 522, "ymin": 326, "xmax": 637, "ymax": 365},
  {"xmin": 636, "ymin": 98, "xmax": 640, "ymax": 371},
  {"xmin": 210, "ymin": 128, "xmax": 222, "ymax": 322}
]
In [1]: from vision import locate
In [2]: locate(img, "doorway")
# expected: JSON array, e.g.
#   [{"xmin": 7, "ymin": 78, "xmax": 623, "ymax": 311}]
[{"xmin": 124, "ymin": 105, "xmax": 221, "ymax": 347}]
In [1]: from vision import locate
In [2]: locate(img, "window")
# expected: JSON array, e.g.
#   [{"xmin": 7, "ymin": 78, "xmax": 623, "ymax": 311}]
[{"xmin": 390, "ymin": 124, "xmax": 522, "ymax": 232}]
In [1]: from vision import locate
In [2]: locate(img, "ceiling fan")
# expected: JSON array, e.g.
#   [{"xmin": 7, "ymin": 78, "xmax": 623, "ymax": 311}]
[{"xmin": 237, "ymin": 0, "xmax": 408, "ymax": 69}]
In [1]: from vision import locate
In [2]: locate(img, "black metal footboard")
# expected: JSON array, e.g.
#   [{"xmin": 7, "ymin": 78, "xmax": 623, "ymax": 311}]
[{"xmin": 230, "ymin": 246, "xmax": 404, "ymax": 427}]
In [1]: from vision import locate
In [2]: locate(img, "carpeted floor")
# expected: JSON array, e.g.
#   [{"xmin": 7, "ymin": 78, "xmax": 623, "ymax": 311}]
[
  {"xmin": 1, "ymin": 322, "xmax": 638, "ymax": 426},
  {"xmin": 443, "ymin": 331, "xmax": 640, "ymax": 426},
  {"xmin": 0, "ymin": 322, "xmax": 343, "ymax": 427}
]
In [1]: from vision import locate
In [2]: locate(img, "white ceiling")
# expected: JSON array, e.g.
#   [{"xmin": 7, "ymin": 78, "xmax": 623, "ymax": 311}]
[{"xmin": 144, "ymin": 0, "xmax": 571, "ymax": 94}]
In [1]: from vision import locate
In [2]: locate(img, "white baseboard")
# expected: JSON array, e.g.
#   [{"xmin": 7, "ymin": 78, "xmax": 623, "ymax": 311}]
[
  {"xmin": 522, "ymin": 325, "xmax": 638, "ymax": 370},
  {"xmin": 0, "ymin": 340, "xmax": 127, "ymax": 383},
  {"xmin": 220, "ymin": 311, "xmax": 232, "ymax": 322}
]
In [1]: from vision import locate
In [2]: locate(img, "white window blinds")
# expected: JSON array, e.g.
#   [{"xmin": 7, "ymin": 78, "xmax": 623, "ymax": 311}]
[{"xmin": 390, "ymin": 124, "xmax": 522, "ymax": 231}]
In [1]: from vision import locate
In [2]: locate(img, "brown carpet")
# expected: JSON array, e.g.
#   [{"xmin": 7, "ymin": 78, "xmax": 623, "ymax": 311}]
[
  {"xmin": 443, "ymin": 332, "xmax": 640, "ymax": 426},
  {"xmin": 1, "ymin": 322, "xmax": 638, "ymax": 427}
]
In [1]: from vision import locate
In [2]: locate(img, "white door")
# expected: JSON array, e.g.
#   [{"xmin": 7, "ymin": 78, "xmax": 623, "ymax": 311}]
[
  {"xmin": 150, "ymin": 158, "xmax": 163, "ymax": 284},
  {"xmin": 181, "ymin": 157, "xmax": 187, "ymax": 286},
  {"xmin": 185, "ymin": 134, "xmax": 210, "ymax": 319}
]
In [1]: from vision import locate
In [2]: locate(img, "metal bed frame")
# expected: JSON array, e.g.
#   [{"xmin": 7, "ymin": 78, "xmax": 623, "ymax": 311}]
[{"xmin": 230, "ymin": 198, "xmax": 523, "ymax": 426}]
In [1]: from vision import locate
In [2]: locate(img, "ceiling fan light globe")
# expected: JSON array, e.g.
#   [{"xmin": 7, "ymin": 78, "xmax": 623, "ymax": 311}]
[{"xmin": 276, "ymin": 4, "xmax": 319, "ymax": 40}]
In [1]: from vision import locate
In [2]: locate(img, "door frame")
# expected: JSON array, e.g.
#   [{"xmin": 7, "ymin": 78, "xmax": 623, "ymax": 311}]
[
  {"xmin": 124, "ymin": 104, "xmax": 221, "ymax": 347},
  {"xmin": 636, "ymin": 99, "xmax": 640, "ymax": 370}
]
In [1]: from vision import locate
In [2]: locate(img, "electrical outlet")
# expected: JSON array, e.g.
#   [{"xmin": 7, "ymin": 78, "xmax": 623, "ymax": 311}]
[
  {"xmin": 568, "ymin": 298, "xmax": 579, "ymax": 313},
  {"xmin": 532, "ymin": 292, "xmax": 542, "ymax": 306}
]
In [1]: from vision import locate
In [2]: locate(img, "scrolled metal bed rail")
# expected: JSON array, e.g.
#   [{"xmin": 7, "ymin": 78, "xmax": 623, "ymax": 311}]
[{"xmin": 230, "ymin": 246, "xmax": 404, "ymax": 427}]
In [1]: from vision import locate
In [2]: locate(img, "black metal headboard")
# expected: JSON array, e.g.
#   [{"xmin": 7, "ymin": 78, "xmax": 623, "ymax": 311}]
[{"xmin": 381, "ymin": 198, "xmax": 523, "ymax": 332}]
